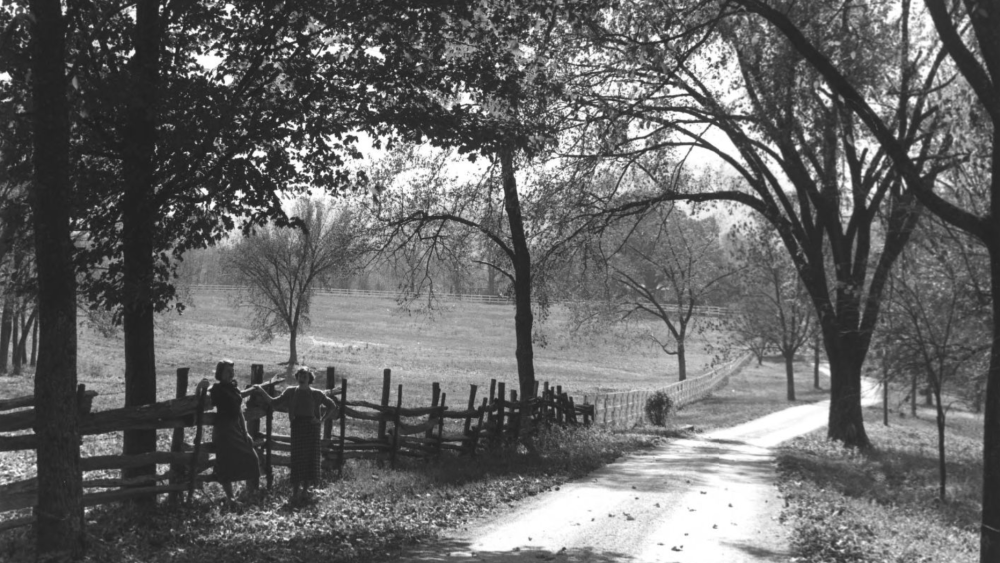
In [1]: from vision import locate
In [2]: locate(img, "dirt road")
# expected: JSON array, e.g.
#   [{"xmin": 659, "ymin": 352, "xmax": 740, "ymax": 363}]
[{"xmin": 395, "ymin": 377, "xmax": 879, "ymax": 563}]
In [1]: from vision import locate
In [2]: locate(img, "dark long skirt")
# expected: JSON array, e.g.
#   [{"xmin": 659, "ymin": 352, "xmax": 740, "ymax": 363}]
[
  {"xmin": 290, "ymin": 418, "xmax": 322, "ymax": 485},
  {"xmin": 212, "ymin": 415, "xmax": 260, "ymax": 482}
]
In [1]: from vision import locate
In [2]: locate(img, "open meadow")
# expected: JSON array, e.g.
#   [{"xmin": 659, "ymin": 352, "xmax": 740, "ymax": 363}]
[{"xmin": 2, "ymin": 288, "xmax": 727, "ymax": 412}]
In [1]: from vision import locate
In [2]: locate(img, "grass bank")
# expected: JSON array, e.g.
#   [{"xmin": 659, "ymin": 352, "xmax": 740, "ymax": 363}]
[{"xmin": 777, "ymin": 405, "xmax": 982, "ymax": 563}]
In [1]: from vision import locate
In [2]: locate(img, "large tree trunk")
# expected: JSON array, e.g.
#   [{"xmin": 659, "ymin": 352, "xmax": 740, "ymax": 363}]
[
  {"xmin": 120, "ymin": 0, "xmax": 162, "ymax": 504},
  {"xmin": 28, "ymin": 0, "xmax": 85, "ymax": 557},
  {"xmin": 825, "ymin": 330, "xmax": 871, "ymax": 448},
  {"xmin": 981, "ymin": 237, "xmax": 1000, "ymax": 561},
  {"xmin": 500, "ymin": 148, "xmax": 535, "ymax": 401},
  {"xmin": 784, "ymin": 350, "xmax": 796, "ymax": 401}
]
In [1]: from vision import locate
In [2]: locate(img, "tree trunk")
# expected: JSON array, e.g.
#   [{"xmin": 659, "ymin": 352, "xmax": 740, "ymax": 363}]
[
  {"xmin": 29, "ymin": 311, "xmax": 37, "ymax": 367},
  {"xmin": 813, "ymin": 333, "xmax": 821, "ymax": 389},
  {"xmin": 883, "ymin": 371, "xmax": 889, "ymax": 427},
  {"xmin": 500, "ymin": 148, "xmax": 535, "ymax": 401},
  {"xmin": 18, "ymin": 310, "xmax": 37, "ymax": 369},
  {"xmin": 120, "ymin": 0, "xmax": 162, "ymax": 504},
  {"xmin": 933, "ymin": 384, "xmax": 947, "ymax": 502},
  {"xmin": 0, "ymin": 298, "xmax": 11, "ymax": 374},
  {"xmin": 785, "ymin": 350, "xmax": 796, "ymax": 401},
  {"xmin": 288, "ymin": 326, "xmax": 298, "ymax": 369},
  {"xmin": 911, "ymin": 370, "xmax": 918, "ymax": 417},
  {"xmin": 677, "ymin": 339, "xmax": 687, "ymax": 381},
  {"xmin": 980, "ymin": 236, "xmax": 1000, "ymax": 562},
  {"xmin": 825, "ymin": 332, "xmax": 870, "ymax": 448},
  {"xmin": 28, "ymin": 0, "xmax": 86, "ymax": 557},
  {"xmin": 11, "ymin": 313, "xmax": 20, "ymax": 375}
]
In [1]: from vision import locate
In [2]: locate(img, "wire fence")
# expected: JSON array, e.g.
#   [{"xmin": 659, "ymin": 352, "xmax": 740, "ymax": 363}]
[
  {"xmin": 183, "ymin": 285, "xmax": 732, "ymax": 317},
  {"xmin": 584, "ymin": 354, "xmax": 752, "ymax": 428}
]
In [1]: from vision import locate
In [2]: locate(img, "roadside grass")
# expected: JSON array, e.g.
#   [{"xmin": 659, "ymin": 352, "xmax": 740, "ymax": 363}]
[
  {"xmin": 777, "ymin": 406, "xmax": 982, "ymax": 563},
  {"xmin": 1, "ymin": 425, "xmax": 664, "ymax": 563}
]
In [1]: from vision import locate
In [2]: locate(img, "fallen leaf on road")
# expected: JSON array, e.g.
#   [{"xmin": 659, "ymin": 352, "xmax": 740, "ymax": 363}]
[{"xmin": 671, "ymin": 545, "xmax": 683, "ymax": 552}]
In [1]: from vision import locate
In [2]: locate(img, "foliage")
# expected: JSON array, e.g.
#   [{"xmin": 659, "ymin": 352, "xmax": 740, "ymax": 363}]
[{"xmin": 643, "ymin": 391, "xmax": 674, "ymax": 426}]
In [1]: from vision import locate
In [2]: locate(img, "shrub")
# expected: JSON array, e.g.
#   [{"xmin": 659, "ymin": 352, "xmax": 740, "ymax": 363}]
[{"xmin": 644, "ymin": 391, "xmax": 674, "ymax": 426}]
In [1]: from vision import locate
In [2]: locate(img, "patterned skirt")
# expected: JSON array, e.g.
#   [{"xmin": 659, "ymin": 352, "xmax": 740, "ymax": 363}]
[
  {"xmin": 290, "ymin": 418, "xmax": 322, "ymax": 485},
  {"xmin": 212, "ymin": 416, "xmax": 260, "ymax": 482}
]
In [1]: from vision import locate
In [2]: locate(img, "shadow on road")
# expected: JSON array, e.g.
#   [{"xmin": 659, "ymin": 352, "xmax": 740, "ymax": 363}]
[{"xmin": 394, "ymin": 537, "xmax": 631, "ymax": 563}]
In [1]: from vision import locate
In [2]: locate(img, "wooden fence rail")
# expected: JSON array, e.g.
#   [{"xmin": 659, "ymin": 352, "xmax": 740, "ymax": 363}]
[{"xmin": 1, "ymin": 356, "xmax": 749, "ymax": 531}]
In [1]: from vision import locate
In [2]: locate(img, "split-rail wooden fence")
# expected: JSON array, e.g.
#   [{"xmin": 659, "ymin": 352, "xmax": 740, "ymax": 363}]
[
  {"xmin": 0, "ymin": 366, "xmax": 592, "ymax": 532},
  {"xmin": 0, "ymin": 355, "xmax": 749, "ymax": 532}
]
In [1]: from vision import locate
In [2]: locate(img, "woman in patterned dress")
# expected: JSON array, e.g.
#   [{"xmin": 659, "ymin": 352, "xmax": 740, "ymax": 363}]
[{"xmin": 257, "ymin": 368, "xmax": 336, "ymax": 499}]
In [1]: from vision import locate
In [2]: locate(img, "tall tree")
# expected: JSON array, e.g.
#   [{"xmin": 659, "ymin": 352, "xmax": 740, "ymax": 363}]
[
  {"xmin": 3, "ymin": 0, "xmax": 85, "ymax": 558},
  {"xmin": 729, "ymin": 0, "xmax": 1000, "ymax": 555},
  {"xmin": 881, "ymin": 217, "xmax": 990, "ymax": 501},
  {"xmin": 66, "ymin": 0, "xmax": 370, "ymax": 490},
  {"xmin": 226, "ymin": 197, "xmax": 364, "ymax": 369},
  {"xmin": 610, "ymin": 204, "xmax": 734, "ymax": 381},
  {"xmin": 580, "ymin": 0, "xmax": 948, "ymax": 447},
  {"xmin": 728, "ymin": 216, "xmax": 815, "ymax": 400},
  {"xmin": 362, "ymin": 0, "xmax": 594, "ymax": 403}
]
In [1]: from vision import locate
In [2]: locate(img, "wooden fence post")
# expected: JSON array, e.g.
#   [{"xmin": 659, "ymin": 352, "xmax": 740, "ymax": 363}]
[
  {"xmin": 169, "ymin": 368, "xmax": 189, "ymax": 505},
  {"xmin": 247, "ymin": 364, "xmax": 263, "ymax": 493},
  {"xmin": 339, "ymin": 378, "xmax": 347, "ymax": 477},
  {"xmin": 469, "ymin": 399, "xmax": 487, "ymax": 456},
  {"xmin": 188, "ymin": 385, "xmax": 207, "ymax": 503},
  {"xmin": 265, "ymin": 403, "xmax": 273, "ymax": 489},
  {"xmin": 496, "ymin": 382, "xmax": 506, "ymax": 441},
  {"xmin": 555, "ymin": 386, "xmax": 563, "ymax": 424},
  {"xmin": 509, "ymin": 390, "xmax": 519, "ymax": 437},
  {"xmin": 437, "ymin": 392, "xmax": 446, "ymax": 455},
  {"xmin": 390, "ymin": 384, "xmax": 403, "ymax": 468},
  {"xmin": 324, "ymin": 367, "xmax": 336, "ymax": 441},
  {"xmin": 426, "ymin": 382, "xmax": 440, "ymax": 443},
  {"xmin": 543, "ymin": 382, "xmax": 550, "ymax": 420},
  {"xmin": 463, "ymin": 384, "xmax": 478, "ymax": 438},
  {"xmin": 378, "ymin": 369, "xmax": 392, "ymax": 442}
]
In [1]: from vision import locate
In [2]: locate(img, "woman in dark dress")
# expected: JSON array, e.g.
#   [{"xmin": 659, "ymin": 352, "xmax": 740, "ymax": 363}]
[
  {"xmin": 197, "ymin": 360, "xmax": 260, "ymax": 501},
  {"xmin": 257, "ymin": 368, "xmax": 335, "ymax": 499}
]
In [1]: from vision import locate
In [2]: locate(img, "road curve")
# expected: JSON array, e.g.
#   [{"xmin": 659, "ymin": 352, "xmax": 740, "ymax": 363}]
[{"xmin": 393, "ymin": 377, "xmax": 879, "ymax": 563}]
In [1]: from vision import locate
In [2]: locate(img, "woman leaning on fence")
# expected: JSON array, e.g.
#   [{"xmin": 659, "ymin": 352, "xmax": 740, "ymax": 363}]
[
  {"xmin": 256, "ymin": 368, "xmax": 336, "ymax": 499},
  {"xmin": 196, "ymin": 360, "xmax": 261, "ymax": 502}
]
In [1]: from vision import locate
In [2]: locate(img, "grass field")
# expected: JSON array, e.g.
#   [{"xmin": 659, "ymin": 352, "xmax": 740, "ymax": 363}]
[{"xmin": 1, "ymin": 289, "xmax": 727, "ymax": 412}]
